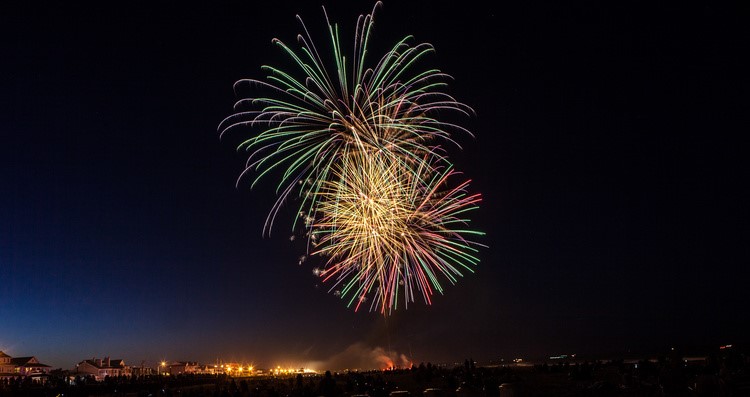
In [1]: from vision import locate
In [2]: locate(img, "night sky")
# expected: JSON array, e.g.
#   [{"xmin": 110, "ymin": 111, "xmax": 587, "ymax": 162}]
[{"xmin": 1, "ymin": 1, "xmax": 747, "ymax": 370}]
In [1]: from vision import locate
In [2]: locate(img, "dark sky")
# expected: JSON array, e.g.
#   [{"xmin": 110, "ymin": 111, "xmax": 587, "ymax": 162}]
[{"xmin": 1, "ymin": 1, "xmax": 747, "ymax": 370}]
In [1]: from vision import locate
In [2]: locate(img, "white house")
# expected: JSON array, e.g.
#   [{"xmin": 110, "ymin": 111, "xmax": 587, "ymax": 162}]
[
  {"xmin": 75, "ymin": 357, "xmax": 131, "ymax": 380},
  {"xmin": 165, "ymin": 361, "xmax": 199, "ymax": 375},
  {"xmin": 10, "ymin": 356, "xmax": 51, "ymax": 376},
  {"xmin": 0, "ymin": 351, "xmax": 52, "ymax": 379}
]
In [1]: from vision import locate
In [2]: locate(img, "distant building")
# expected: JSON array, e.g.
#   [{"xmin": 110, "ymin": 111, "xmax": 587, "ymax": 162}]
[
  {"xmin": 130, "ymin": 361, "xmax": 156, "ymax": 377},
  {"xmin": 0, "ymin": 351, "xmax": 13, "ymax": 378},
  {"xmin": 195, "ymin": 364, "xmax": 219, "ymax": 375},
  {"xmin": 165, "ymin": 361, "xmax": 199, "ymax": 375},
  {"xmin": 10, "ymin": 356, "xmax": 52, "ymax": 376},
  {"xmin": 0, "ymin": 351, "xmax": 52, "ymax": 379},
  {"xmin": 75, "ymin": 357, "xmax": 131, "ymax": 380}
]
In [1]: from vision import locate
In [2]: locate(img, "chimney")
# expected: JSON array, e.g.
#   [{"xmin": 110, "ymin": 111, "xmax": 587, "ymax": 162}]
[
  {"xmin": 95, "ymin": 358, "xmax": 102, "ymax": 367},
  {"xmin": 105, "ymin": 357, "xmax": 110, "ymax": 367}
]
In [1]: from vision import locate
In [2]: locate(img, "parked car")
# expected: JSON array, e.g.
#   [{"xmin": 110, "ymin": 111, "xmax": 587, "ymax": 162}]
[{"xmin": 423, "ymin": 388, "xmax": 445, "ymax": 397}]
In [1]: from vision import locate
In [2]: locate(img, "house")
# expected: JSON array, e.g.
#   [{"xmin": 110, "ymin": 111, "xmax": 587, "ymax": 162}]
[
  {"xmin": 130, "ymin": 361, "xmax": 156, "ymax": 377},
  {"xmin": 10, "ymin": 356, "xmax": 51, "ymax": 376},
  {"xmin": 165, "ymin": 361, "xmax": 199, "ymax": 375},
  {"xmin": 0, "ymin": 351, "xmax": 52, "ymax": 379},
  {"xmin": 75, "ymin": 357, "xmax": 131, "ymax": 381},
  {"xmin": 0, "ymin": 351, "xmax": 13, "ymax": 378}
]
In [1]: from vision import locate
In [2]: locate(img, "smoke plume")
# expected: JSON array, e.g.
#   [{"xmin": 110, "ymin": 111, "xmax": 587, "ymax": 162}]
[{"xmin": 306, "ymin": 342, "xmax": 411, "ymax": 371}]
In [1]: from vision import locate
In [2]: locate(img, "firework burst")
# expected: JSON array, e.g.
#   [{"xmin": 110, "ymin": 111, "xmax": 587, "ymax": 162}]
[
  {"xmin": 310, "ymin": 146, "xmax": 484, "ymax": 314},
  {"xmin": 220, "ymin": 2, "xmax": 485, "ymax": 314},
  {"xmin": 218, "ymin": 1, "xmax": 473, "ymax": 234}
]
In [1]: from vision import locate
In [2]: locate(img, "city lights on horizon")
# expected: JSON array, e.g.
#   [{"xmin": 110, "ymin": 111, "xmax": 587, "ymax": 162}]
[
  {"xmin": 3, "ymin": 343, "xmax": 737, "ymax": 375},
  {"xmin": 147, "ymin": 360, "xmax": 319, "ymax": 376},
  {"xmin": 149, "ymin": 357, "xmax": 421, "ymax": 375}
]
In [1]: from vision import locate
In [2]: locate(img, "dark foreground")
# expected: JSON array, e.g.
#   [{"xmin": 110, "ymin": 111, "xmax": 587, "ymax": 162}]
[{"xmin": 2, "ymin": 353, "xmax": 749, "ymax": 397}]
